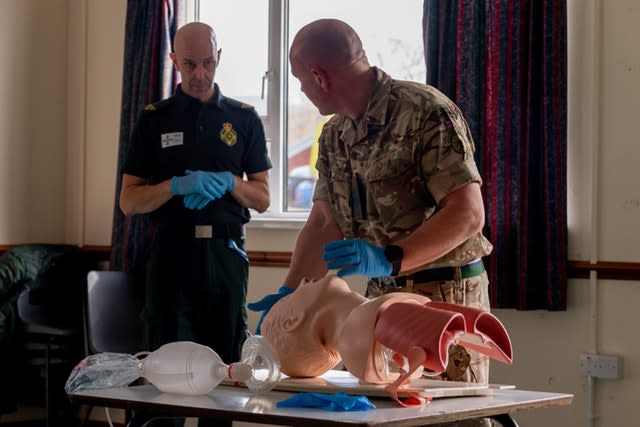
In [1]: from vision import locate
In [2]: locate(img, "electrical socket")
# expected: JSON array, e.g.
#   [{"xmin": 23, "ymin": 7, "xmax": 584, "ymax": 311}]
[{"xmin": 579, "ymin": 353, "xmax": 623, "ymax": 379}]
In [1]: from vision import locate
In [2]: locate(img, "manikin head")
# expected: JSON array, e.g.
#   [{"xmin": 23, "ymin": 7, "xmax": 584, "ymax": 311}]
[
  {"xmin": 260, "ymin": 275, "xmax": 431, "ymax": 382},
  {"xmin": 261, "ymin": 275, "xmax": 366, "ymax": 377},
  {"xmin": 170, "ymin": 22, "xmax": 222, "ymax": 102}
]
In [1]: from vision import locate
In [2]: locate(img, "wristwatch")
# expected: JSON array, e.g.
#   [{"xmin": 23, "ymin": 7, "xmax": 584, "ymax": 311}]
[{"xmin": 384, "ymin": 245, "xmax": 404, "ymax": 276}]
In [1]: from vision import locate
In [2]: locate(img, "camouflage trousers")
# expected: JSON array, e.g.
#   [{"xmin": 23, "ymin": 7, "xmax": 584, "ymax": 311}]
[{"xmin": 366, "ymin": 269, "xmax": 493, "ymax": 427}]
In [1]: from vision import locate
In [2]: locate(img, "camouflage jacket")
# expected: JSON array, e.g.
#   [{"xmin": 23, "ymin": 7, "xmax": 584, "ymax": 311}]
[{"xmin": 313, "ymin": 68, "xmax": 492, "ymax": 270}]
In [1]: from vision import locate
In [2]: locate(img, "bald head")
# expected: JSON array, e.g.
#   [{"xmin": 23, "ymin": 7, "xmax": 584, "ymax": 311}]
[
  {"xmin": 174, "ymin": 22, "xmax": 217, "ymax": 54},
  {"xmin": 290, "ymin": 19, "xmax": 367, "ymax": 71},
  {"xmin": 171, "ymin": 22, "xmax": 221, "ymax": 102}
]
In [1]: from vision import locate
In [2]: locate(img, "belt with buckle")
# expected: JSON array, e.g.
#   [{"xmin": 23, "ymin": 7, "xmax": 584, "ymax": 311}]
[
  {"xmin": 158, "ymin": 223, "xmax": 245, "ymax": 239},
  {"xmin": 194, "ymin": 224, "xmax": 245, "ymax": 239},
  {"xmin": 374, "ymin": 259, "xmax": 485, "ymax": 288}
]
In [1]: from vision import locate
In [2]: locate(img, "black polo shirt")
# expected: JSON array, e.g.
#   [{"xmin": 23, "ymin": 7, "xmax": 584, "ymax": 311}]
[{"xmin": 123, "ymin": 83, "xmax": 271, "ymax": 225}]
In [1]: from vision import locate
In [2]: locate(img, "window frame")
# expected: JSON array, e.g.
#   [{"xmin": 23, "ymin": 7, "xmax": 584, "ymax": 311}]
[
  {"xmin": 193, "ymin": 0, "xmax": 425, "ymax": 229},
  {"xmin": 193, "ymin": 0, "xmax": 307, "ymax": 228}
]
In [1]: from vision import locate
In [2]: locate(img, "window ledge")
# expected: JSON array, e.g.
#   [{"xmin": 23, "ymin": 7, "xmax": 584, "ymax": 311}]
[{"xmin": 247, "ymin": 213, "xmax": 308, "ymax": 230}]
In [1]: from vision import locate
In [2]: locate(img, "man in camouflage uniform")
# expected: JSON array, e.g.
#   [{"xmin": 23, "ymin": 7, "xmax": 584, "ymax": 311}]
[{"xmin": 249, "ymin": 18, "xmax": 493, "ymax": 426}]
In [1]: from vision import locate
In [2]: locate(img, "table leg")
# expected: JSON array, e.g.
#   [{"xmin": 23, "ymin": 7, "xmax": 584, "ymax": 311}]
[{"xmin": 488, "ymin": 413, "xmax": 519, "ymax": 427}]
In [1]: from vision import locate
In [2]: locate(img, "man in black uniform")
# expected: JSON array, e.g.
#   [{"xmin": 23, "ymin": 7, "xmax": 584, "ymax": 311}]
[{"xmin": 120, "ymin": 22, "xmax": 271, "ymax": 427}]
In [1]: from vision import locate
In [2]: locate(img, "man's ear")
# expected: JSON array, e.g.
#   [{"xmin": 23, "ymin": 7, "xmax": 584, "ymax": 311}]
[
  {"xmin": 169, "ymin": 52, "xmax": 178, "ymax": 70},
  {"xmin": 311, "ymin": 68, "xmax": 330, "ymax": 92}
]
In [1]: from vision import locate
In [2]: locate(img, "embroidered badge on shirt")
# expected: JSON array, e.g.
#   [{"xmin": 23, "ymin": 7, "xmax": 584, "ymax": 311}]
[
  {"xmin": 220, "ymin": 122, "xmax": 237, "ymax": 146},
  {"xmin": 161, "ymin": 132, "xmax": 184, "ymax": 148}
]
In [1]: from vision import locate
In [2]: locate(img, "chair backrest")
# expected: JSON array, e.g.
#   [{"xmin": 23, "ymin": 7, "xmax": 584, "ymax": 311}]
[
  {"xmin": 17, "ymin": 289, "xmax": 81, "ymax": 336},
  {"xmin": 16, "ymin": 248, "xmax": 90, "ymax": 335},
  {"xmin": 85, "ymin": 271, "xmax": 145, "ymax": 355}
]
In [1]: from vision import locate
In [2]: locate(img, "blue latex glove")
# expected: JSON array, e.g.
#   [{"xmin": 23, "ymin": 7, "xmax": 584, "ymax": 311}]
[
  {"xmin": 208, "ymin": 170, "xmax": 235, "ymax": 192},
  {"xmin": 171, "ymin": 170, "xmax": 224, "ymax": 199},
  {"xmin": 277, "ymin": 392, "xmax": 376, "ymax": 411},
  {"xmin": 247, "ymin": 286, "xmax": 294, "ymax": 334},
  {"xmin": 183, "ymin": 193, "xmax": 210, "ymax": 210},
  {"xmin": 227, "ymin": 239, "xmax": 249, "ymax": 263},
  {"xmin": 171, "ymin": 170, "xmax": 235, "ymax": 199},
  {"xmin": 323, "ymin": 239, "xmax": 392, "ymax": 278}
]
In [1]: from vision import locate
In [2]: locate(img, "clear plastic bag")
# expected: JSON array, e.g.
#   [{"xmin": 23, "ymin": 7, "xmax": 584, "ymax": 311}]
[
  {"xmin": 65, "ymin": 352, "xmax": 143, "ymax": 393},
  {"xmin": 65, "ymin": 337, "xmax": 281, "ymax": 395}
]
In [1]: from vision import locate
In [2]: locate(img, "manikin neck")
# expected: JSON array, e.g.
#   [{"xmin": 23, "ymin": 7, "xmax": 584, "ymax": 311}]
[{"xmin": 318, "ymin": 290, "xmax": 367, "ymax": 351}]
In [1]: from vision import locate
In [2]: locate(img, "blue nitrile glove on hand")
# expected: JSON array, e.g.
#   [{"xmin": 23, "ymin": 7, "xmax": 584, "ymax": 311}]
[
  {"xmin": 183, "ymin": 193, "xmax": 210, "ymax": 210},
  {"xmin": 277, "ymin": 392, "xmax": 376, "ymax": 411},
  {"xmin": 323, "ymin": 239, "xmax": 392, "ymax": 278},
  {"xmin": 171, "ymin": 170, "xmax": 235, "ymax": 201},
  {"xmin": 174, "ymin": 170, "xmax": 236, "ymax": 209},
  {"xmin": 247, "ymin": 286, "xmax": 294, "ymax": 334},
  {"xmin": 210, "ymin": 170, "xmax": 235, "ymax": 192}
]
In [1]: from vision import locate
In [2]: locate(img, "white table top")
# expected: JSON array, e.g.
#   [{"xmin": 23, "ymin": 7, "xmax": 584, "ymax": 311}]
[{"xmin": 69, "ymin": 384, "xmax": 573, "ymax": 426}]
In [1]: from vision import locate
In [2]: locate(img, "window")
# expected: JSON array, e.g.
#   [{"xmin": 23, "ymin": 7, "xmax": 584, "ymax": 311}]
[{"xmin": 196, "ymin": 0, "xmax": 425, "ymax": 225}]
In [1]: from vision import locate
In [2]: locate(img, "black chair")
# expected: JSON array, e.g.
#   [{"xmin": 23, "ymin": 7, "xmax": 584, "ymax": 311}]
[
  {"xmin": 17, "ymin": 274, "xmax": 86, "ymax": 427},
  {"xmin": 84, "ymin": 270, "xmax": 145, "ymax": 355},
  {"xmin": 78, "ymin": 270, "xmax": 145, "ymax": 426}
]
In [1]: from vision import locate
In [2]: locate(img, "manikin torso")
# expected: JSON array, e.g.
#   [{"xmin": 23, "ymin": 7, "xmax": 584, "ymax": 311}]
[
  {"xmin": 261, "ymin": 275, "xmax": 429, "ymax": 384},
  {"xmin": 261, "ymin": 275, "xmax": 512, "ymax": 389}
]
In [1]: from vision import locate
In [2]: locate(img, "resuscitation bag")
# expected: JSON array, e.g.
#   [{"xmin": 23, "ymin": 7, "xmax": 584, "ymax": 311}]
[{"xmin": 64, "ymin": 336, "xmax": 280, "ymax": 395}]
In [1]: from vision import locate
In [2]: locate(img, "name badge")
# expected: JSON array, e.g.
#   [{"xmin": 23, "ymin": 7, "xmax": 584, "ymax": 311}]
[{"xmin": 161, "ymin": 132, "xmax": 184, "ymax": 148}]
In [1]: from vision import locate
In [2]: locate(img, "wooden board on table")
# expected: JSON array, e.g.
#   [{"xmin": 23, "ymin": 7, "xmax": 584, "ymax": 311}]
[{"xmin": 271, "ymin": 369, "xmax": 493, "ymax": 399}]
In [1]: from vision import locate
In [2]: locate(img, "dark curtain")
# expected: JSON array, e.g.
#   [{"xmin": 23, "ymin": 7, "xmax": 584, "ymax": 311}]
[
  {"xmin": 423, "ymin": 0, "xmax": 567, "ymax": 310},
  {"xmin": 110, "ymin": 0, "xmax": 184, "ymax": 273}
]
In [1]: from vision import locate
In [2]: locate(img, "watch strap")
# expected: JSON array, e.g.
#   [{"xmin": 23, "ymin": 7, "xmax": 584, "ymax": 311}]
[{"xmin": 384, "ymin": 245, "xmax": 404, "ymax": 276}]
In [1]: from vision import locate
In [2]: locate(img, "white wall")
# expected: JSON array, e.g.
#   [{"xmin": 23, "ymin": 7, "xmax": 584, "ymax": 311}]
[
  {"xmin": 1, "ymin": 1, "xmax": 639, "ymax": 426},
  {"xmin": 597, "ymin": 0, "xmax": 640, "ymax": 259},
  {"xmin": 64, "ymin": 0, "xmax": 126, "ymax": 245},
  {"xmin": 0, "ymin": 0, "xmax": 68, "ymax": 243}
]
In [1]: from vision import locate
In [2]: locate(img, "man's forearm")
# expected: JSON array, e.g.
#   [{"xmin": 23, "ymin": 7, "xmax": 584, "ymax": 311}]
[
  {"xmin": 393, "ymin": 183, "xmax": 485, "ymax": 273},
  {"xmin": 120, "ymin": 178, "xmax": 174, "ymax": 215},
  {"xmin": 284, "ymin": 217, "xmax": 342, "ymax": 289},
  {"xmin": 230, "ymin": 178, "xmax": 270, "ymax": 213}
]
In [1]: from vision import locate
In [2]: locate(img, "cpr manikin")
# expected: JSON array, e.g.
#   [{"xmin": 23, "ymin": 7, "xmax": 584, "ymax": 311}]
[{"xmin": 261, "ymin": 275, "xmax": 512, "ymax": 405}]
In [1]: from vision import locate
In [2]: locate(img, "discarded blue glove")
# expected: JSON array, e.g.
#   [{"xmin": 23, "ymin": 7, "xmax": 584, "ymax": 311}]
[
  {"xmin": 277, "ymin": 392, "xmax": 376, "ymax": 411},
  {"xmin": 323, "ymin": 239, "xmax": 392, "ymax": 278},
  {"xmin": 247, "ymin": 286, "xmax": 294, "ymax": 334}
]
